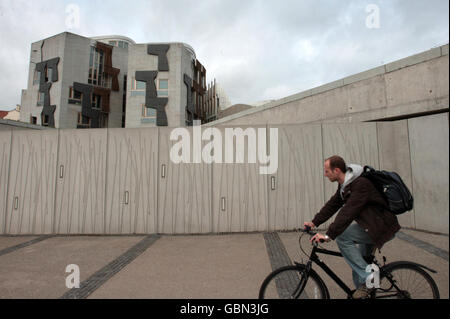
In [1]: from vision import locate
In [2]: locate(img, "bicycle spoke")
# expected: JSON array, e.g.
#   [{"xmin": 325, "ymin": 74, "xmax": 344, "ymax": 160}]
[
  {"xmin": 376, "ymin": 264, "xmax": 439, "ymax": 299},
  {"xmin": 260, "ymin": 266, "xmax": 327, "ymax": 299}
]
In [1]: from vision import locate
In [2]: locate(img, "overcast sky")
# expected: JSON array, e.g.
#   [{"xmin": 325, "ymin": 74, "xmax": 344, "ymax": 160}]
[{"xmin": 0, "ymin": 0, "xmax": 448, "ymax": 110}]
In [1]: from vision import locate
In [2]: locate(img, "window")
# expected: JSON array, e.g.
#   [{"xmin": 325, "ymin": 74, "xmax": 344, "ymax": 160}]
[
  {"xmin": 91, "ymin": 94, "xmax": 101, "ymax": 110},
  {"xmin": 69, "ymin": 86, "xmax": 82, "ymax": 105},
  {"xmin": 142, "ymin": 104, "xmax": 156, "ymax": 118},
  {"xmin": 37, "ymin": 92, "xmax": 45, "ymax": 106},
  {"xmin": 132, "ymin": 77, "xmax": 146, "ymax": 91},
  {"xmin": 157, "ymin": 79, "xmax": 168, "ymax": 97},
  {"xmin": 41, "ymin": 114, "xmax": 49, "ymax": 126},
  {"xmin": 33, "ymin": 70, "xmax": 41, "ymax": 85},
  {"xmin": 45, "ymin": 67, "xmax": 52, "ymax": 82},
  {"xmin": 30, "ymin": 116, "xmax": 37, "ymax": 124},
  {"xmin": 109, "ymin": 41, "xmax": 118, "ymax": 46},
  {"xmin": 77, "ymin": 112, "xmax": 91, "ymax": 127},
  {"xmin": 88, "ymin": 46, "xmax": 105, "ymax": 87}
]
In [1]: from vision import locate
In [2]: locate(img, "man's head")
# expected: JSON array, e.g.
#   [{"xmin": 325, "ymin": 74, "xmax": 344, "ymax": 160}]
[{"xmin": 324, "ymin": 155, "xmax": 347, "ymax": 184}]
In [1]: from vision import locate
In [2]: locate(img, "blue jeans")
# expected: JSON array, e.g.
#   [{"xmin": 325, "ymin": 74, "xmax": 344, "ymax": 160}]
[{"xmin": 335, "ymin": 223, "xmax": 374, "ymax": 288}]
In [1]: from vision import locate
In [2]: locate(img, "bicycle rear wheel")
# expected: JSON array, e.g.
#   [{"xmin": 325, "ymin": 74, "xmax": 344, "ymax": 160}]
[
  {"xmin": 259, "ymin": 265, "xmax": 328, "ymax": 299},
  {"xmin": 376, "ymin": 262, "xmax": 440, "ymax": 299}
]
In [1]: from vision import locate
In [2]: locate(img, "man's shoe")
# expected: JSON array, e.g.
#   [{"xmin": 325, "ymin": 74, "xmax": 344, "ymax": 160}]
[{"xmin": 353, "ymin": 285, "xmax": 374, "ymax": 299}]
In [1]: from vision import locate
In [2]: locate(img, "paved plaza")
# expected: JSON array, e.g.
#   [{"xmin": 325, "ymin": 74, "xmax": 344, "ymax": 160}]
[{"xmin": 0, "ymin": 229, "xmax": 448, "ymax": 299}]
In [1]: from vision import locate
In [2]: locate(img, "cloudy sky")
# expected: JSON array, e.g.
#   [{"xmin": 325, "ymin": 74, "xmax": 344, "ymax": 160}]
[{"xmin": 0, "ymin": 0, "xmax": 448, "ymax": 110}]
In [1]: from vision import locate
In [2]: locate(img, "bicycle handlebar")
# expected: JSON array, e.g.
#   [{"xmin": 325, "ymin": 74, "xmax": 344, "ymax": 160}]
[{"xmin": 299, "ymin": 226, "xmax": 325, "ymax": 244}]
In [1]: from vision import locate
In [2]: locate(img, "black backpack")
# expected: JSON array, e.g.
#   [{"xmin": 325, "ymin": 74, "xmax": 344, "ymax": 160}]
[{"xmin": 361, "ymin": 165, "xmax": 414, "ymax": 215}]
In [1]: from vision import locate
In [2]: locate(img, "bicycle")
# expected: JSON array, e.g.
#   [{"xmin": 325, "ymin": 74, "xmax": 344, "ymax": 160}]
[{"xmin": 259, "ymin": 227, "xmax": 440, "ymax": 299}]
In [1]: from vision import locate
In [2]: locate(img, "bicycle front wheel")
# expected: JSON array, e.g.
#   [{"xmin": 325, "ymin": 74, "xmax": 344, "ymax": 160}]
[
  {"xmin": 376, "ymin": 262, "xmax": 440, "ymax": 299},
  {"xmin": 259, "ymin": 265, "xmax": 328, "ymax": 299}
]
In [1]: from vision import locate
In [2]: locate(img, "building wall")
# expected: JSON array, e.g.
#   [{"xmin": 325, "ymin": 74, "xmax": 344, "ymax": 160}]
[
  {"xmin": 61, "ymin": 33, "xmax": 129, "ymax": 129},
  {"xmin": 126, "ymin": 43, "xmax": 158, "ymax": 128},
  {"xmin": 20, "ymin": 33, "xmax": 67, "ymax": 127},
  {"xmin": 126, "ymin": 43, "xmax": 195, "ymax": 128},
  {"xmin": 180, "ymin": 44, "xmax": 196, "ymax": 126},
  {"xmin": 208, "ymin": 44, "xmax": 449, "ymax": 126},
  {"xmin": 20, "ymin": 32, "xmax": 129, "ymax": 129},
  {"xmin": 60, "ymin": 33, "xmax": 91, "ymax": 129},
  {"xmin": 1, "ymin": 113, "xmax": 447, "ymax": 235},
  {"xmin": 20, "ymin": 33, "xmax": 200, "ymax": 129}
]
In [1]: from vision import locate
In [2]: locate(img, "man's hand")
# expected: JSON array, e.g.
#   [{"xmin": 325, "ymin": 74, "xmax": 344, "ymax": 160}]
[
  {"xmin": 310, "ymin": 233, "xmax": 331, "ymax": 243},
  {"xmin": 304, "ymin": 222, "xmax": 315, "ymax": 230}
]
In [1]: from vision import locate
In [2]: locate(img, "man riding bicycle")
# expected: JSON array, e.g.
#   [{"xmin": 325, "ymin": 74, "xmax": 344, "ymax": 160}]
[{"xmin": 304, "ymin": 155, "xmax": 401, "ymax": 299}]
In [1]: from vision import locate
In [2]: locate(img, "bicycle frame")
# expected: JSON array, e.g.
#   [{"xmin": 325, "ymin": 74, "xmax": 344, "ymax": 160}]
[
  {"xmin": 304, "ymin": 244, "xmax": 408, "ymax": 299},
  {"xmin": 305, "ymin": 244, "xmax": 355, "ymax": 297}
]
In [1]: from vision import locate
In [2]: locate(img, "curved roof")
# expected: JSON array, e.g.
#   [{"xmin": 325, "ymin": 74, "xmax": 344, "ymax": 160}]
[{"xmin": 90, "ymin": 35, "xmax": 136, "ymax": 45}]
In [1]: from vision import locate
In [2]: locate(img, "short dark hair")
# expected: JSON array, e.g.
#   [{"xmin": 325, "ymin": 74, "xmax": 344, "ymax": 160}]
[{"xmin": 325, "ymin": 155, "xmax": 346, "ymax": 173}]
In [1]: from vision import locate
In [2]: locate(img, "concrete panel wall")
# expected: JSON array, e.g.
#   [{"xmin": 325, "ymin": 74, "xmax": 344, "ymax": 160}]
[
  {"xmin": 5, "ymin": 130, "xmax": 58, "ymax": 234},
  {"xmin": 377, "ymin": 121, "xmax": 415, "ymax": 228},
  {"xmin": 268, "ymin": 124, "xmax": 324, "ymax": 231},
  {"xmin": 0, "ymin": 131, "xmax": 12, "ymax": 234},
  {"xmin": 385, "ymin": 55, "xmax": 449, "ymax": 115},
  {"xmin": 321, "ymin": 123, "xmax": 379, "ymax": 228},
  {"xmin": 54, "ymin": 129, "xmax": 107, "ymax": 234},
  {"xmin": 105, "ymin": 128, "xmax": 158, "ymax": 234},
  {"xmin": 158, "ymin": 127, "xmax": 212, "ymax": 234},
  {"xmin": 408, "ymin": 113, "xmax": 449, "ymax": 234},
  {"xmin": 0, "ymin": 116, "xmax": 447, "ymax": 234},
  {"xmin": 209, "ymin": 46, "xmax": 448, "ymax": 127},
  {"xmin": 212, "ymin": 126, "xmax": 268, "ymax": 232}
]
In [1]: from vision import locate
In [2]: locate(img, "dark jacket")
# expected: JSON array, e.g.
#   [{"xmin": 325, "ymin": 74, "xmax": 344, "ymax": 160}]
[{"xmin": 312, "ymin": 176, "xmax": 401, "ymax": 249}]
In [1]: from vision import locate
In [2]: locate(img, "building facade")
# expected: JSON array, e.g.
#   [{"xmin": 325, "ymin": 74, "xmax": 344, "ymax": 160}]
[
  {"xmin": 20, "ymin": 32, "xmax": 130, "ymax": 129},
  {"xmin": 20, "ymin": 32, "xmax": 221, "ymax": 129}
]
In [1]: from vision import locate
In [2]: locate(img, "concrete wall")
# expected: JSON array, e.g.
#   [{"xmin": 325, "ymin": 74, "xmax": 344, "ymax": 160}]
[
  {"xmin": 407, "ymin": 113, "xmax": 449, "ymax": 234},
  {"xmin": 20, "ymin": 33, "xmax": 67, "ymax": 127},
  {"xmin": 1, "ymin": 113, "xmax": 447, "ymax": 235},
  {"xmin": 0, "ymin": 119, "xmax": 50, "ymax": 131},
  {"xmin": 20, "ymin": 32, "xmax": 128, "ymax": 129},
  {"xmin": 105, "ymin": 128, "xmax": 158, "ymax": 234},
  {"xmin": 3, "ymin": 130, "xmax": 58, "ymax": 234},
  {"xmin": 208, "ymin": 44, "xmax": 449, "ymax": 126},
  {"xmin": 54, "ymin": 129, "xmax": 107, "ymax": 234},
  {"xmin": 60, "ymin": 33, "xmax": 91, "ymax": 129},
  {"xmin": 126, "ymin": 43, "xmax": 195, "ymax": 128}
]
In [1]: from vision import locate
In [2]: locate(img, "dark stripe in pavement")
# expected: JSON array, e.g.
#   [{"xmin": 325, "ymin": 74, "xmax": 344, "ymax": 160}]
[
  {"xmin": 263, "ymin": 232, "xmax": 292, "ymax": 270},
  {"xmin": 263, "ymin": 233, "xmax": 309, "ymax": 298},
  {"xmin": 60, "ymin": 234, "xmax": 161, "ymax": 299},
  {"xmin": 396, "ymin": 231, "xmax": 449, "ymax": 262},
  {"xmin": 0, "ymin": 235, "xmax": 54, "ymax": 257}
]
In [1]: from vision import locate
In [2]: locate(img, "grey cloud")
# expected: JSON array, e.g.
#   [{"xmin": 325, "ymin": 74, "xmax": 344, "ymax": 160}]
[{"xmin": 0, "ymin": 0, "xmax": 448, "ymax": 109}]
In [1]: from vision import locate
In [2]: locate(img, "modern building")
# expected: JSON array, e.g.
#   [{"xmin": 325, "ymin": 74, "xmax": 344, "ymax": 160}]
[
  {"xmin": 19, "ymin": 32, "xmax": 221, "ymax": 128},
  {"xmin": 201, "ymin": 79, "xmax": 233, "ymax": 123}
]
